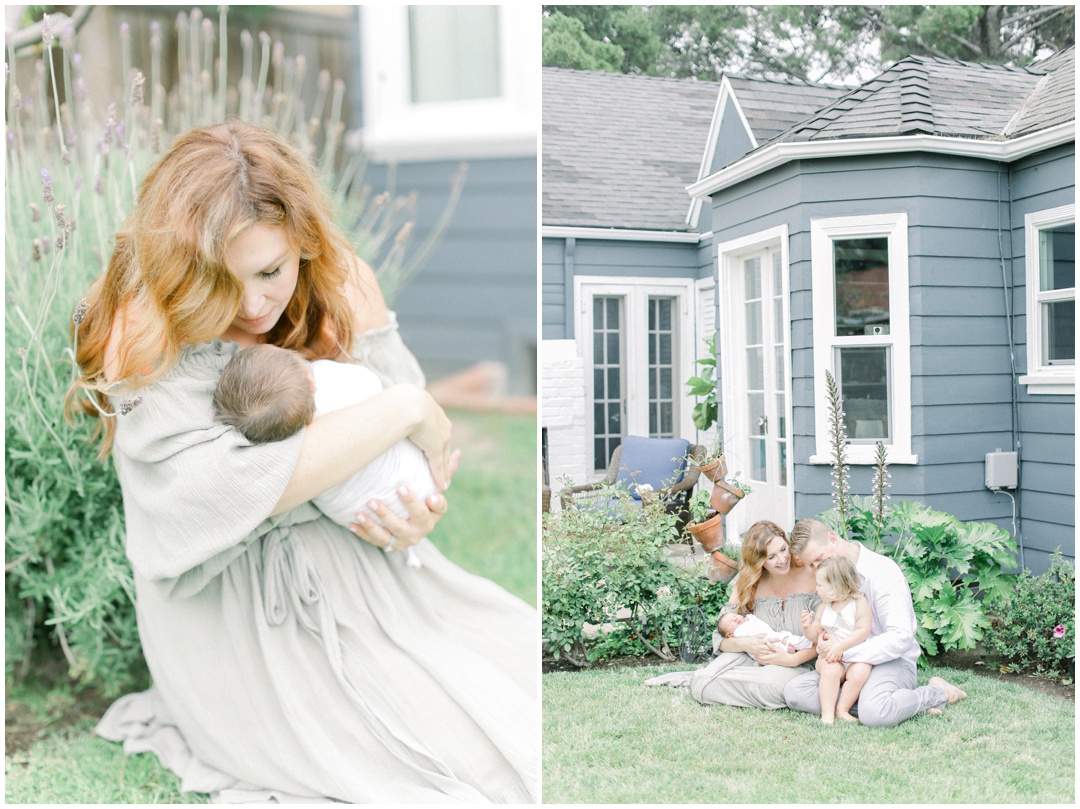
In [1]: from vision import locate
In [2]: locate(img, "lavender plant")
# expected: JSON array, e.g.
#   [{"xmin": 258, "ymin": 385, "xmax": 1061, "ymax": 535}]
[{"xmin": 5, "ymin": 7, "xmax": 460, "ymax": 692}]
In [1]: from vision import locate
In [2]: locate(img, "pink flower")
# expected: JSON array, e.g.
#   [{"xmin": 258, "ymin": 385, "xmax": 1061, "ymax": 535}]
[{"xmin": 1053, "ymin": 624, "xmax": 1066, "ymax": 639}]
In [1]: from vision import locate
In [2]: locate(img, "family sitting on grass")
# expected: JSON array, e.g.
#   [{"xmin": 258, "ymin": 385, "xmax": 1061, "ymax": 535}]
[{"xmin": 647, "ymin": 517, "xmax": 968, "ymax": 726}]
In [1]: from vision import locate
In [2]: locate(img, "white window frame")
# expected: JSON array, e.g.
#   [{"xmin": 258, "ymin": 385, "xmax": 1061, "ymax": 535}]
[
  {"xmin": 574, "ymin": 276, "xmax": 696, "ymax": 478},
  {"xmin": 810, "ymin": 213, "xmax": 917, "ymax": 465},
  {"xmin": 1019, "ymin": 204, "xmax": 1075, "ymax": 395},
  {"xmin": 359, "ymin": 5, "xmax": 538, "ymax": 162}
]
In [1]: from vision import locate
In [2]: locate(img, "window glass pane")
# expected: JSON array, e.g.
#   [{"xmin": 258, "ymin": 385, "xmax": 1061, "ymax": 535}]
[
  {"xmin": 775, "ymin": 344, "xmax": 785, "ymax": 389},
  {"xmin": 746, "ymin": 301, "xmax": 762, "ymax": 345},
  {"xmin": 774, "ymin": 297, "xmax": 784, "ymax": 344},
  {"xmin": 1044, "ymin": 300, "xmax": 1075, "ymax": 364},
  {"xmin": 593, "ymin": 296, "xmax": 624, "ymax": 470},
  {"xmin": 745, "ymin": 256, "xmax": 761, "ymax": 299},
  {"xmin": 409, "ymin": 6, "xmax": 501, "ymax": 103},
  {"xmin": 746, "ymin": 347, "xmax": 763, "ymax": 390},
  {"xmin": 751, "ymin": 437, "xmax": 767, "ymax": 481},
  {"xmin": 1040, "ymin": 224, "xmax": 1075, "ymax": 291},
  {"xmin": 748, "ymin": 393, "xmax": 765, "ymax": 436},
  {"xmin": 837, "ymin": 347, "xmax": 890, "ymax": 440},
  {"xmin": 776, "ymin": 393, "xmax": 786, "ymax": 439},
  {"xmin": 647, "ymin": 297, "xmax": 676, "ymax": 438},
  {"xmin": 834, "ymin": 237, "xmax": 890, "ymax": 337},
  {"xmin": 778, "ymin": 441, "xmax": 787, "ymax": 486}
]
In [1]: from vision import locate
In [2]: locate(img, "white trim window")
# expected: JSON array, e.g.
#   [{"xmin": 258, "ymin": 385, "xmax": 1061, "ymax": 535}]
[
  {"xmin": 1020, "ymin": 204, "xmax": 1075, "ymax": 395},
  {"xmin": 360, "ymin": 5, "xmax": 537, "ymax": 162},
  {"xmin": 575, "ymin": 277, "xmax": 696, "ymax": 475},
  {"xmin": 811, "ymin": 213, "xmax": 916, "ymax": 465}
]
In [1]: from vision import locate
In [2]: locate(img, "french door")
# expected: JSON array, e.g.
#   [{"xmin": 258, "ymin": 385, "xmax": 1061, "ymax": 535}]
[{"xmin": 721, "ymin": 245, "xmax": 793, "ymax": 535}]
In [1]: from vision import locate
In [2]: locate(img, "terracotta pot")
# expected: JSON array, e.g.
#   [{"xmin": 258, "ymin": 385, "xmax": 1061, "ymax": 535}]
[
  {"xmin": 698, "ymin": 454, "xmax": 728, "ymax": 482},
  {"xmin": 686, "ymin": 511, "xmax": 724, "ymax": 552},
  {"xmin": 710, "ymin": 478, "xmax": 745, "ymax": 515},
  {"xmin": 708, "ymin": 550, "xmax": 738, "ymax": 583}
]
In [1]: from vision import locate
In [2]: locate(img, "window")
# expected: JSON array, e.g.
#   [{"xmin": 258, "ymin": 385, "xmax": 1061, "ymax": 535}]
[
  {"xmin": 811, "ymin": 214, "xmax": 915, "ymax": 464},
  {"xmin": 360, "ymin": 5, "xmax": 537, "ymax": 161},
  {"xmin": 1020, "ymin": 205, "xmax": 1075, "ymax": 395},
  {"xmin": 576, "ymin": 278, "xmax": 694, "ymax": 474}
]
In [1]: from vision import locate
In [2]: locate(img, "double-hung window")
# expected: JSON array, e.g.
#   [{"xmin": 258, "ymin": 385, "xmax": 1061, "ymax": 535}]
[
  {"xmin": 360, "ymin": 5, "xmax": 536, "ymax": 161},
  {"xmin": 576, "ymin": 278, "xmax": 695, "ymax": 474},
  {"xmin": 811, "ymin": 213, "xmax": 916, "ymax": 464},
  {"xmin": 1020, "ymin": 205, "xmax": 1075, "ymax": 395}
]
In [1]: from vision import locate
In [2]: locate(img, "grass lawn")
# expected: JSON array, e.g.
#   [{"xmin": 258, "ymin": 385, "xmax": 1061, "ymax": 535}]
[
  {"xmin": 542, "ymin": 663, "xmax": 1075, "ymax": 804},
  {"xmin": 5, "ymin": 408, "xmax": 537, "ymax": 804}
]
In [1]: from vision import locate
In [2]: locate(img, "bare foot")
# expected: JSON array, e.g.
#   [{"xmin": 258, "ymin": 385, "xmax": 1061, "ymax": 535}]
[
  {"xmin": 927, "ymin": 707, "xmax": 942, "ymax": 715},
  {"xmin": 929, "ymin": 676, "xmax": 968, "ymax": 705},
  {"xmin": 837, "ymin": 712, "xmax": 858, "ymax": 723},
  {"xmin": 821, "ymin": 715, "xmax": 835, "ymax": 725}
]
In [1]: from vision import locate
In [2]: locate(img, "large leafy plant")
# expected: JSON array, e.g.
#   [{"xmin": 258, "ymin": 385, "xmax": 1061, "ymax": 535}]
[
  {"xmin": 543, "ymin": 479, "xmax": 728, "ymax": 666},
  {"xmin": 5, "ymin": 7, "xmax": 458, "ymax": 693},
  {"xmin": 818, "ymin": 371, "xmax": 1018, "ymax": 658},
  {"xmin": 684, "ymin": 333, "xmax": 719, "ymax": 432}
]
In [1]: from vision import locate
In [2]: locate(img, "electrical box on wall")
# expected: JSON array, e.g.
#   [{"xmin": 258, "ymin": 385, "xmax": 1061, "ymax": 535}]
[{"xmin": 985, "ymin": 451, "xmax": 1018, "ymax": 490}]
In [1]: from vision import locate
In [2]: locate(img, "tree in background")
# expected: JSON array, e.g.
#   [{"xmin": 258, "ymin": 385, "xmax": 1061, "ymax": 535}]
[{"xmin": 542, "ymin": 5, "xmax": 1075, "ymax": 84}]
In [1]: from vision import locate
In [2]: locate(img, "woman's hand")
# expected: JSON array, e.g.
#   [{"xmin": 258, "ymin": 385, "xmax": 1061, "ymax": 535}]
[
  {"xmin": 756, "ymin": 647, "xmax": 799, "ymax": 667},
  {"xmin": 349, "ymin": 487, "xmax": 451, "ymax": 551},
  {"xmin": 728, "ymin": 636, "xmax": 771, "ymax": 658},
  {"xmin": 399, "ymin": 385, "xmax": 455, "ymax": 490}
]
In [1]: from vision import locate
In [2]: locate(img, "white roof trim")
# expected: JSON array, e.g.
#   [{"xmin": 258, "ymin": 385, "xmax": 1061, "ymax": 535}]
[
  {"xmin": 688, "ymin": 77, "xmax": 756, "ymax": 230},
  {"xmin": 687, "ymin": 121, "xmax": 1076, "ymax": 199},
  {"xmin": 542, "ymin": 225, "xmax": 701, "ymax": 243}
]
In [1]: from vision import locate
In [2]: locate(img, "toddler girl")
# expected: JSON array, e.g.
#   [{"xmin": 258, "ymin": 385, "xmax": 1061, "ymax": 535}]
[{"xmin": 800, "ymin": 555, "xmax": 873, "ymax": 724}]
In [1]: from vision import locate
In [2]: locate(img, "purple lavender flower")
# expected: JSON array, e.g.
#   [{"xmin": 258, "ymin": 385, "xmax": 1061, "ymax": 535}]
[
  {"xmin": 41, "ymin": 169, "xmax": 54, "ymax": 203},
  {"xmin": 72, "ymin": 299, "xmax": 89, "ymax": 327},
  {"xmin": 118, "ymin": 396, "xmax": 144, "ymax": 416}
]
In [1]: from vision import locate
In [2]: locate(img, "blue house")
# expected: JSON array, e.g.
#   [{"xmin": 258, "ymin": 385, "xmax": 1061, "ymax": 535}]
[{"xmin": 542, "ymin": 51, "xmax": 1074, "ymax": 574}]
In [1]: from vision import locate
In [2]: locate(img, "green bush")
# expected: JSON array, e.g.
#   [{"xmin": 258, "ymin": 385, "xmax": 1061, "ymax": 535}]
[
  {"xmin": 985, "ymin": 552, "xmax": 1075, "ymax": 681},
  {"xmin": 542, "ymin": 480, "xmax": 728, "ymax": 666},
  {"xmin": 5, "ymin": 7, "xmax": 457, "ymax": 694},
  {"xmin": 821, "ymin": 496, "xmax": 1019, "ymax": 658}
]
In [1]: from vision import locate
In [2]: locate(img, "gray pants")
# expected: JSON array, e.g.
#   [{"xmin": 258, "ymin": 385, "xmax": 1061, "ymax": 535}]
[{"xmin": 783, "ymin": 658, "xmax": 947, "ymax": 727}]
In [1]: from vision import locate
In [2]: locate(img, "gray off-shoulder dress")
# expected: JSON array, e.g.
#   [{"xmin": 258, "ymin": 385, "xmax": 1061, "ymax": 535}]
[
  {"xmin": 646, "ymin": 592, "xmax": 820, "ymax": 709},
  {"xmin": 95, "ymin": 319, "xmax": 537, "ymax": 803}
]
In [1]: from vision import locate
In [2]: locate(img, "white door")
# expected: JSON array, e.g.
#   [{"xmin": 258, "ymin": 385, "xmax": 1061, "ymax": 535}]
[{"xmin": 722, "ymin": 247, "xmax": 793, "ymax": 537}]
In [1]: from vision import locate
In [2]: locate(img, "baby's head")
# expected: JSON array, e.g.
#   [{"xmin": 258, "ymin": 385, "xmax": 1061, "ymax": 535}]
[
  {"xmin": 213, "ymin": 344, "xmax": 315, "ymax": 443},
  {"xmin": 814, "ymin": 555, "xmax": 862, "ymax": 604},
  {"xmin": 718, "ymin": 612, "xmax": 747, "ymax": 638}
]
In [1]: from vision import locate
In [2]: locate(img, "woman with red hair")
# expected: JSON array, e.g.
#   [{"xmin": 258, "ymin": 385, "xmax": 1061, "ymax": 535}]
[{"xmin": 70, "ymin": 121, "xmax": 535, "ymax": 803}]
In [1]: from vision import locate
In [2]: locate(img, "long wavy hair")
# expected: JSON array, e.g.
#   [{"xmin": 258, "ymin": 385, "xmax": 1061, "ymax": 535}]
[
  {"xmin": 66, "ymin": 121, "xmax": 358, "ymax": 455},
  {"xmin": 731, "ymin": 520, "xmax": 801, "ymax": 615}
]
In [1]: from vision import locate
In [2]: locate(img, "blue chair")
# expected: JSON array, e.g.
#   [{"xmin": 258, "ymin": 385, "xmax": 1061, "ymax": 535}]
[{"xmin": 559, "ymin": 436, "xmax": 704, "ymax": 525}]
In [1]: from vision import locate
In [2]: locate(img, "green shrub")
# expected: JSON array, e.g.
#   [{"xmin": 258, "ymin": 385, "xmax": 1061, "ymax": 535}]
[
  {"xmin": 985, "ymin": 552, "xmax": 1075, "ymax": 681},
  {"xmin": 5, "ymin": 7, "xmax": 457, "ymax": 694},
  {"xmin": 821, "ymin": 496, "xmax": 1019, "ymax": 658},
  {"xmin": 542, "ymin": 480, "xmax": 728, "ymax": 666}
]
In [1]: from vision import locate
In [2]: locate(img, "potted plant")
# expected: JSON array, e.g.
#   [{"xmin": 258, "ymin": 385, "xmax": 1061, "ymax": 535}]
[
  {"xmin": 685, "ymin": 489, "xmax": 723, "ymax": 548},
  {"xmin": 696, "ymin": 432, "xmax": 728, "ymax": 483},
  {"xmin": 711, "ymin": 473, "xmax": 752, "ymax": 515}
]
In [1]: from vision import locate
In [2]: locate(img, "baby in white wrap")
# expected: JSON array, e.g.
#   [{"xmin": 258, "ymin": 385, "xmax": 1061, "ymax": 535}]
[
  {"xmin": 717, "ymin": 611, "xmax": 813, "ymax": 654},
  {"xmin": 212, "ymin": 344, "xmax": 436, "ymax": 568}
]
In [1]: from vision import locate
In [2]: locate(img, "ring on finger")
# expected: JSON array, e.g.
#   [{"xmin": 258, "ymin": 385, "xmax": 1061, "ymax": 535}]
[{"xmin": 383, "ymin": 535, "xmax": 395, "ymax": 553}]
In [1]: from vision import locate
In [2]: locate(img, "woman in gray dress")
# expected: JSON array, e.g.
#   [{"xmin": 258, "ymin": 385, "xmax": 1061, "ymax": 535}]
[
  {"xmin": 647, "ymin": 520, "xmax": 819, "ymax": 708},
  {"xmin": 69, "ymin": 121, "xmax": 536, "ymax": 803}
]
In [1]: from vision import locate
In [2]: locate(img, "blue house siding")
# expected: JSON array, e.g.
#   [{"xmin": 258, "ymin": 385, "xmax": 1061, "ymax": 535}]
[
  {"xmin": 542, "ymin": 238, "xmax": 568, "ymax": 340},
  {"xmin": 709, "ymin": 150, "xmax": 1072, "ymax": 572},
  {"xmin": 367, "ymin": 156, "xmax": 537, "ymax": 394},
  {"xmin": 541, "ymin": 237, "xmax": 701, "ymax": 341},
  {"xmin": 1008, "ymin": 144, "xmax": 1075, "ymax": 572},
  {"xmin": 712, "ymin": 94, "xmax": 755, "ymax": 173}
]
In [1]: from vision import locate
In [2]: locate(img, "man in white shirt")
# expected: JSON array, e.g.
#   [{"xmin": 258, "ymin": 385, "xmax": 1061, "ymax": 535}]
[{"xmin": 784, "ymin": 518, "xmax": 968, "ymax": 726}]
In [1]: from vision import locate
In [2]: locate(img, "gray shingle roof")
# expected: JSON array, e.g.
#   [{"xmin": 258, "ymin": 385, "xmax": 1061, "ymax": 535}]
[
  {"xmin": 723, "ymin": 75, "xmax": 847, "ymax": 145},
  {"xmin": 773, "ymin": 48, "xmax": 1075, "ymax": 144},
  {"xmin": 542, "ymin": 67, "xmax": 718, "ymax": 230}
]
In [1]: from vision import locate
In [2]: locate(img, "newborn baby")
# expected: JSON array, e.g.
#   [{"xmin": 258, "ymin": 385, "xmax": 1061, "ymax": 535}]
[
  {"xmin": 212, "ymin": 344, "xmax": 437, "ymax": 567},
  {"xmin": 718, "ymin": 611, "xmax": 813, "ymax": 654}
]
